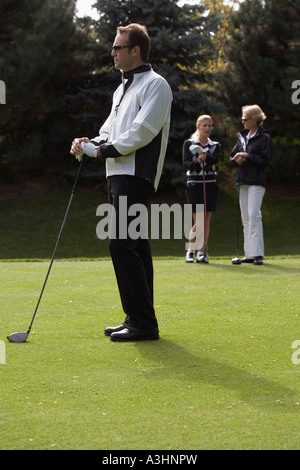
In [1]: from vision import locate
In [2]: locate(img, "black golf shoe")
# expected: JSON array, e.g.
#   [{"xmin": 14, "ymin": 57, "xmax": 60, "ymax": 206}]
[
  {"xmin": 110, "ymin": 326, "xmax": 159, "ymax": 342},
  {"xmin": 104, "ymin": 323, "xmax": 127, "ymax": 337}
]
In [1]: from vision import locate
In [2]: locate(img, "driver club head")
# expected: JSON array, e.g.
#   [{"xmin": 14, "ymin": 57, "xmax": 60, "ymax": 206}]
[
  {"xmin": 231, "ymin": 257, "xmax": 242, "ymax": 265},
  {"xmin": 189, "ymin": 144, "xmax": 202, "ymax": 154},
  {"xmin": 7, "ymin": 332, "xmax": 29, "ymax": 343}
]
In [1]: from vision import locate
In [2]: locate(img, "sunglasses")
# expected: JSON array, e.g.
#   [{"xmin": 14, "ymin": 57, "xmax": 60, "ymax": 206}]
[{"xmin": 111, "ymin": 45, "xmax": 131, "ymax": 52}]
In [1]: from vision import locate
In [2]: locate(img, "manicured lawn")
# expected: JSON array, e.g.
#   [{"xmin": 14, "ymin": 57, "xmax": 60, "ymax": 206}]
[{"xmin": 1, "ymin": 258, "xmax": 299, "ymax": 450}]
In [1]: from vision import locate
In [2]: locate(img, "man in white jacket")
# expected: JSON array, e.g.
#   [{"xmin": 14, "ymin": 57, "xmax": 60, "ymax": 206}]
[{"xmin": 70, "ymin": 23, "xmax": 172, "ymax": 342}]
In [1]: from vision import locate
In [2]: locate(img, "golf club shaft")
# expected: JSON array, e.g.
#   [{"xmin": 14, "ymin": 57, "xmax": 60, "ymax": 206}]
[
  {"xmin": 202, "ymin": 162, "xmax": 208, "ymax": 255},
  {"xmin": 26, "ymin": 157, "xmax": 86, "ymax": 334},
  {"xmin": 236, "ymin": 180, "xmax": 241, "ymax": 258}
]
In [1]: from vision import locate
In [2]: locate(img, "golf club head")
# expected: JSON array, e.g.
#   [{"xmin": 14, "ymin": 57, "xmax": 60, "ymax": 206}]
[
  {"xmin": 189, "ymin": 144, "xmax": 202, "ymax": 154},
  {"xmin": 7, "ymin": 332, "xmax": 29, "ymax": 343},
  {"xmin": 231, "ymin": 257, "xmax": 242, "ymax": 265}
]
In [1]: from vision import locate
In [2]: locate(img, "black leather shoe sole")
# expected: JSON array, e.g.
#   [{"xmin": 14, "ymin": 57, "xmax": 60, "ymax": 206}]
[{"xmin": 110, "ymin": 327, "xmax": 159, "ymax": 342}]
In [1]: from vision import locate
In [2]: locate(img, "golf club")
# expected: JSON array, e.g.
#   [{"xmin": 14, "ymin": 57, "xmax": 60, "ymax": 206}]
[
  {"xmin": 7, "ymin": 156, "xmax": 86, "ymax": 343},
  {"xmin": 202, "ymin": 160, "xmax": 209, "ymax": 261},
  {"xmin": 232, "ymin": 181, "xmax": 242, "ymax": 265}
]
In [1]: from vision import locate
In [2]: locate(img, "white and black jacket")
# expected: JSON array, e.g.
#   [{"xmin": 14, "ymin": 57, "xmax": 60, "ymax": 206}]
[
  {"xmin": 91, "ymin": 64, "xmax": 173, "ymax": 191},
  {"xmin": 182, "ymin": 138, "xmax": 221, "ymax": 184}
]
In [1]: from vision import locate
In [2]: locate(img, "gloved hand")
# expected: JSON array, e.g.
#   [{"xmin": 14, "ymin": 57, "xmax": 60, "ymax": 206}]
[
  {"xmin": 81, "ymin": 142, "xmax": 98, "ymax": 157},
  {"xmin": 75, "ymin": 142, "xmax": 98, "ymax": 161}
]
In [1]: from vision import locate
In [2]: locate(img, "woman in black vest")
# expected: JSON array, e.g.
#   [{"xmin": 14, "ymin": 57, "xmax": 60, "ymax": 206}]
[{"xmin": 183, "ymin": 115, "xmax": 221, "ymax": 264}]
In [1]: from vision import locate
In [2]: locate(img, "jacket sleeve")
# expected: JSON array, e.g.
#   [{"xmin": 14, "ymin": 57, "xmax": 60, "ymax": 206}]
[
  {"xmin": 229, "ymin": 139, "xmax": 246, "ymax": 169},
  {"xmin": 109, "ymin": 78, "xmax": 172, "ymax": 157},
  {"xmin": 91, "ymin": 104, "xmax": 115, "ymax": 146},
  {"xmin": 229, "ymin": 141, "xmax": 239, "ymax": 162},
  {"xmin": 90, "ymin": 87, "xmax": 123, "ymax": 158}
]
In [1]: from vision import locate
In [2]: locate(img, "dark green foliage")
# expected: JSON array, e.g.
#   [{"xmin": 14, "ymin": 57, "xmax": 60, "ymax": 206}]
[
  {"xmin": 0, "ymin": 0, "xmax": 299, "ymax": 183},
  {"xmin": 0, "ymin": 0, "xmax": 79, "ymax": 167},
  {"xmin": 219, "ymin": 0, "xmax": 300, "ymax": 180},
  {"xmin": 78, "ymin": 0, "xmax": 221, "ymax": 161}
]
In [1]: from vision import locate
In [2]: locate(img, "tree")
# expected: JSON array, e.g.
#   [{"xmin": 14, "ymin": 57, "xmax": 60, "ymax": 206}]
[
  {"xmin": 74, "ymin": 0, "xmax": 222, "ymax": 160},
  {"xmin": 202, "ymin": 0, "xmax": 241, "ymax": 73},
  {"xmin": 219, "ymin": 0, "xmax": 300, "ymax": 180},
  {"xmin": 0, "ymin": 0, "xmax": 80, "ymax": 172}
]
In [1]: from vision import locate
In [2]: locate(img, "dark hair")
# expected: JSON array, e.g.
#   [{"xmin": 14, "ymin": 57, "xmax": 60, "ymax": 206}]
[{"xmin": 116, "ymin": 23, "xmax": 151, "ymax": 62}]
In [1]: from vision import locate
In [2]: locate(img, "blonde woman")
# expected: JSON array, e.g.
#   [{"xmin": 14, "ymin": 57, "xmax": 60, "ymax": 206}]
[
  {"xmin": 183, "ymin": 115, "xmax": 221, "ymax": 263},
  {"xmin": 230, "ymin": 105, "xmax": 273, "ymax": 265}
]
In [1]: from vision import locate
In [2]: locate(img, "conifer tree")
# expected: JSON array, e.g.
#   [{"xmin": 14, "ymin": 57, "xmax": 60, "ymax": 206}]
[
  {"xmin": 0, "ymin": 0, "xmax": 79, "ymax": 167},
  {"xmin": 219, "ymin": 0, "xmax": 300, "ymax": 179},
  {"xmin": 221, "ymin": 1, "xmax": 300, "ymax": 133},
  {"xmin": 77, "ymin": 0, "xmax": 221, "ymax": 160}
]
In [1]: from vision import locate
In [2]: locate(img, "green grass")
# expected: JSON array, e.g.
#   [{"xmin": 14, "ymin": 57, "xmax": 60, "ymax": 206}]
[
  {"xmin": 0, "ymin": 184, "xmax": 299, "ymax": 449},
  {"xmin": 1, "ymin": 258, "xmax": 300, "ymax": 450}
]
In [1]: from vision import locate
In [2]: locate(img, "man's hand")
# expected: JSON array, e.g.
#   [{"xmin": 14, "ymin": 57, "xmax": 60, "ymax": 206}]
[
  {"xmin": 70, "ymin": 137, "xmax": 89, "ymax": 156},
  {"xmin": 70, "ymin": 138, "xmax": 100, "ymax": 161},
  {"xmin": 81, "ymin": 142, "xmax": 98, "ymax": 157}
]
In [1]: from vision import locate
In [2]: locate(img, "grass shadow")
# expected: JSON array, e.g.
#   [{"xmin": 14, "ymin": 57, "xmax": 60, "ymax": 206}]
[{"xmin": 134, "ymin": 338, "xmax": 298, "ymax": 410}]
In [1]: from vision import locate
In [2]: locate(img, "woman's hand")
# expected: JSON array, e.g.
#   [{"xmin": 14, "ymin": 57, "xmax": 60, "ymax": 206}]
[
  {"xmin": 232, "ymin": 152, "xmax": 248, "ymax": 165},
  {"xmin": 198, "ymin": 151, "xmax": 207, "ymax": 163}
]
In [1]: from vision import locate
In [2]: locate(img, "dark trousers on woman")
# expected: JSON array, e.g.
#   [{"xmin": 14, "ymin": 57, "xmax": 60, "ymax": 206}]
[{"xmin": 107, "ymin": 175, "xmax": 158, "ymax": 332}]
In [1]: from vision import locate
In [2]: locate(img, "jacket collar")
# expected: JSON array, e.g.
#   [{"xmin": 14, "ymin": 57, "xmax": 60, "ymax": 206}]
[
  {"xmin": 192, "ymin": 137, "xmax": 216, "ymax": 147},
  {"xmin": 238, "ymin": 126, "xmax": 265, "ymax": 138},
  {"xmin": 123, "ymin": 63, "xmax": 152, "ymax": 80}
]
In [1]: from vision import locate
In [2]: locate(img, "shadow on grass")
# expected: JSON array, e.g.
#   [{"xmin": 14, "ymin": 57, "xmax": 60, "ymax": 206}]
[{"xmin": 134, "ymin": 338, "xmax": 298, "ymax": 410}]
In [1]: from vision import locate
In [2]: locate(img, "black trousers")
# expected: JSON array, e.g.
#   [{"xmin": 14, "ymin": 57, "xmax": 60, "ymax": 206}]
[{"xmin": 107, "ymin": 175, "xmax": 158, "ymax": 331}]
